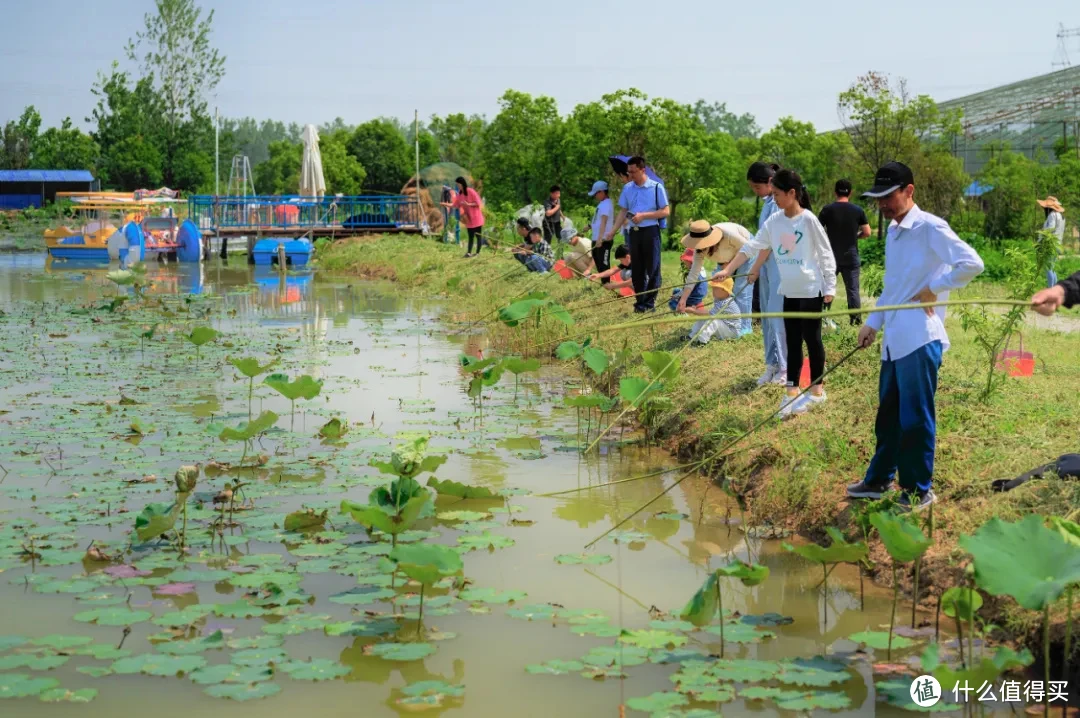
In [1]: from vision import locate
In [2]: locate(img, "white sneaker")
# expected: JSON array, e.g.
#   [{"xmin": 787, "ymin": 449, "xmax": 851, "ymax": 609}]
[
  {"xmin": 777, "ymin": 393, "xmax": 806, "ymax": 417},
  {"xmin": 791, "ymin": 391, "xmax": 826, "ymax": 415},
  {"xmin": 770, "ymin": 368, "xmax": 789, "ymax": 386}
]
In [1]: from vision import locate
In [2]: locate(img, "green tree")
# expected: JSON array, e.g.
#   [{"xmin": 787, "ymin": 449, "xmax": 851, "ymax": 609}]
[
  {"xmin": 428, "ymin": 113, "xmax": 486, "ymax": 169},
  {"xmin": 220, "ymin": 118, "xmax": 301, "ymax": 166},
  {"xmin": 320, "ymin": 130, "xmax": 366, "ymax": 195},
  {"xmin": 254, "ymin": 140, "xmax": 301, "ymax": 195},
  {"xmin": 88, "ymin": 65, "xmax": 167, "ymax": 189},
  {"xmin": 348, "ymin": 119, "xmax": 412, "ymax": 193},
  {"xmin": 32, "ymin": 118, "xmax": 100, "ymax": 171},
  {"xmin": 125, "ymin": 0, "xmax": 224, "ymax": 188},
  {"xmin": 978, "ymin": 149, "xmax": 1046, "ymax": 239},
  {"xmin": 0, "ymin": 106, "xmax": 42, "ymax": 169},
  {"xmin": 477, "ymin": 90, "xmax": 562, "ymax": 206},
  {"xmin": 692, "ymin": 100, "xmax": 759, "ymax": 139},
  {"xmin": 757, "ymin": 117, "xmax": 853, "ymax": 207}
]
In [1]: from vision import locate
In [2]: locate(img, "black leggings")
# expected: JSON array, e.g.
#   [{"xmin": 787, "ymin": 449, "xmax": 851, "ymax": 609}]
[
  {"xmin": 782, "ymin": 295, "xmax": 826, "ymax": 387},
  {"xmin": 467, "ymin": 227, "xmax": 483, "ymax": 254},
  {"xmin": 592, "ymin": 241, "xmax": 611, "ymax": 282}
]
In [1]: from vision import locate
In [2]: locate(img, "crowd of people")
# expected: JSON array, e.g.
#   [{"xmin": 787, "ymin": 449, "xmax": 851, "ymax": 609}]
[{"xmin": 440, "ymin": 156, "xmax": 1078, "ymax": 512}]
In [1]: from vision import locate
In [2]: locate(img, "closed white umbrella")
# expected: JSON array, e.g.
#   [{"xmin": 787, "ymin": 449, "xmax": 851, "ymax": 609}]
[{"xmin": 299, "ymin": 124, "xmax": 326, "ymax": 198}]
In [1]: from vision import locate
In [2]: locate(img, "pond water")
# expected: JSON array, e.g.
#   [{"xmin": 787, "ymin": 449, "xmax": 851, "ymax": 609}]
[{"xmin": 0, "ymin": 255, "xmax": 958, "ymax": 716}]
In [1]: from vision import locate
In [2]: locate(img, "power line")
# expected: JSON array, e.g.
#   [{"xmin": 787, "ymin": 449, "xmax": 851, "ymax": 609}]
[{"xmin": 1053, "ymin": 22, "xmax": 1080, "ymax": 70}]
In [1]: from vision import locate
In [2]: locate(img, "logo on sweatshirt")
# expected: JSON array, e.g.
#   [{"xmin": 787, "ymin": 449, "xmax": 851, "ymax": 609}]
[{"xmin": 777, "ymin": 230, "xmax": 802, "ymax": 255}]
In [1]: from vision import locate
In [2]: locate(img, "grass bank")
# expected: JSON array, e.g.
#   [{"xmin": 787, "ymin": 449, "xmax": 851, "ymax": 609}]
[{"xmin": 319, "ymin": 233, "xmax": 1080, "ymax": 655}]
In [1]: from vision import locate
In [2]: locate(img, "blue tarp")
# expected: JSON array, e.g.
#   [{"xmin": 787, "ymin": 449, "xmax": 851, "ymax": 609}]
[
  {"xmin": 0, "ymin": 170, "xmax": 94, "ymax": 183},
  {"xmin": 964, "ymin": 181, "xmax": 993, "ymax": 197}
]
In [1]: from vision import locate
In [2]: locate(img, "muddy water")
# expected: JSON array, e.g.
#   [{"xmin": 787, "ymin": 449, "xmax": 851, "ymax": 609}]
[{"xmin": 0, "ymin": 255, "xmax": 944, "ymax": 717}]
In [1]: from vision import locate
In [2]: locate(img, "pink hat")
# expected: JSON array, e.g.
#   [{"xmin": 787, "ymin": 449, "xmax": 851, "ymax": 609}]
[{"xmin": 680, "ymin": 248, "xmax": 695, "ymax": 263}]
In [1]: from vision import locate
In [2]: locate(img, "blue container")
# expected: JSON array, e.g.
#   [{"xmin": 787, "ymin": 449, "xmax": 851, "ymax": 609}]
[
  {"xmin": 252, "ymin": 238, "xmax": 313, "ymax": 267},
  {"xmin": 177, "ymin": 220, "xmax": 202, "ymax": 263}
]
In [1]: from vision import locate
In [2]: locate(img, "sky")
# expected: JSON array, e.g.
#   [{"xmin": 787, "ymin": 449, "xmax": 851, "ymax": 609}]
[{"xmin": 1, "ymin": 0, "xmax": 1078, "ymax": 134}]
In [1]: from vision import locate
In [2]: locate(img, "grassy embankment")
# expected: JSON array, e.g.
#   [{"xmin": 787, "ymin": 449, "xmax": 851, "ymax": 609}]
[{"xmin": 320, "ymin": 233, "xmax": 1080, "ymax": 646}]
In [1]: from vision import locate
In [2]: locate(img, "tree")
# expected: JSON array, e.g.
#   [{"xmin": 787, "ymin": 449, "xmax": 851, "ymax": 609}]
[
  {"xmin": 88, "ymin": 65, "xmax": 167, "ymax": 189},
  {"xmin": 348, "ymin": 119, "xmax": 412, "ymax": 193},
  {"xmin": 0, "ymin": 106, "xmax": 42, "ymax": 169},
  {"xmin": 978, "ymin": 150, "xmax": 1046, "ymax": 239},
  {"xmin": 692, "ymin": 100, "xmax": 759, "ymax": 139},
  {"xmin": 757, "ymin": 117, "xmax": 853, "ymax": 207},
  {"xmin": 254, "ymin": 140, "xmax": 301, "ymax": 195},
  {"xmin": 126, "ymin": 0, "xmax": 224, "ymax": 187},
  {"xmin": 320, "ymin": 130, "xmax": 366, "ymax": 195},
  {"xmin": 32, "ymin": 118, "xmax": 100, "ymax": 171},
  {"xmin": 428, "ymin": 113, "xmax": 486, "ymax": 169},
  {"xmin": 220, "ymin": 118, "xmax": 301, "ymax": 166},
  {"xmin": 476, "ymin": 90, "xmax": 562, "ymax": 206}
]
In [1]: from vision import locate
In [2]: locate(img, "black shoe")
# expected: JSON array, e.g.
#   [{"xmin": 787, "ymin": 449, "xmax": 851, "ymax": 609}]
[{"xmin": 846, "ymin": 480, "xmax": 888, "ymax": 499}]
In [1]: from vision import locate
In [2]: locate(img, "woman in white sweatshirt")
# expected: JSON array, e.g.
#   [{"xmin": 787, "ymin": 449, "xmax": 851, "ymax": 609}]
[{"xmin": 715, "ymin": 169, "xmax": 837, "ymax": 415}]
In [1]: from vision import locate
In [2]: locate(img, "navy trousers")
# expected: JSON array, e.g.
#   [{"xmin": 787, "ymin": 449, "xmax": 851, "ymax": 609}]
[
  {"xmin": 629, "ymin": 226, "xmax": 662, "ymax": 311},
  {"xmin": 864, "ymin": 340, "xmax": 942, "ymax": 494}
]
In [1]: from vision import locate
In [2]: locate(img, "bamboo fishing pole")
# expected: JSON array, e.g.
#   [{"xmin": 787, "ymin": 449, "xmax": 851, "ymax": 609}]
[
  {"xmin": 577, "ymin": 298, "xmax": 1035, "ymax": 455},
  {"xmin": 582, "ymin": 345, "xmax": 864, "ymax": 550}
]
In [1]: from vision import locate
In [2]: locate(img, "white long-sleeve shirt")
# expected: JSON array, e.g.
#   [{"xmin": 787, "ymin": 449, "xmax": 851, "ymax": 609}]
[
  {"xmin": 739, "ymin": 209, "xmax": 837, "ymax": 299},
  {"xmin": 865, "ymin": 205, "xmax": 984, "ymax": 361}
]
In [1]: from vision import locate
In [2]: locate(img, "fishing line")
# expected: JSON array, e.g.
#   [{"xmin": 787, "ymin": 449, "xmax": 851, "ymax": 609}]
[
  {"xmin": 583, "ymin": 345, "xmax": 863, "ymax": 550},
  {"xmin": 579, "ymin": 298, "xmax": 1033, "ymax": 454}
]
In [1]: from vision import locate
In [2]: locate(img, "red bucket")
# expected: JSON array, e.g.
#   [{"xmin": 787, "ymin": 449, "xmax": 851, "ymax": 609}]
[
  {"xmin": 995, "ymin": 333, "xmax": 1034, "ymax": 377},
  {"xmin": 618, "ymin": 286, "xmax": 635, "ymax": 297},
  {"xmin": 799, "ymin": 358, "xmax": 811, "ymax": 389},
  {"xmin": 552, "ymin": 259, "xmax": 574, "ymax": 279}
]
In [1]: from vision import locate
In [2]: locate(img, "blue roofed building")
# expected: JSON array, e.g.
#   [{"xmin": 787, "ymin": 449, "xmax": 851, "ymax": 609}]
[{"xmin": 0, "ymin": 170, "xmax": 96, "ymax": 210}]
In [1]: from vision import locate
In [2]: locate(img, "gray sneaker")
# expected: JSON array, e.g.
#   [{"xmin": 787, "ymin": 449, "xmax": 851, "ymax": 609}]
[
  {"xmin": 846, "ymin": 480, "xmax": 887, "ymax": 500},
  {"xmin": 896, "ymin": 489, "xmax": 936, "ymax": 512}
]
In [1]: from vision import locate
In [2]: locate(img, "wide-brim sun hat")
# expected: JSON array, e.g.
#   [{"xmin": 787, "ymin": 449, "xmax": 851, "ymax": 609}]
[
  {"xmin": 1037, "ymin": 196, "xmax": 1065, "ymax": 213},
  {"xmin": 681, "ymin": 219, "xmax": 720, "ymax": 250},
  {"xmin": 708, "ymin": 275, "xmax": 734, "ymax": 295}
]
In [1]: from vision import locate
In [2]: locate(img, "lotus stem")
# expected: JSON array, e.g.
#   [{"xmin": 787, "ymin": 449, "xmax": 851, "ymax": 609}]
[
  {"xmin": 180, "ymin": 496, "xmax": 187, "ymax": 552},
  {"xmin": 888, "ymin": 563, "xmax": 898, "ymax": 661},
  {"xmin": 1044, "ymin": 602, "xmax": 1050, "ymax": 718},
  {"xmin": 417, "ymin": 584, "xmax": 425, "ymax": 637},
  {"xmin": 935, "ymin": 593, "xmax": 941, "ymax": 643},
  {"xmin": 823, "ymin": 563, "xmax": 829, "ymax": 628},
  {"xmin": 955, "ymin": 615, "xmax": 966, "ymax": 667},
  {"xmin": 248, "ymin": 377, "xmax": 254, "ymax": 420},
  {"xmin": 968, "ymin": 579, "xmax": 976, "ymax": 663},
  {"xmin": 716, "ymin": 577, "xmax": 724, "ymax": 659},
  {"xmin": 912, "ymin": 556, "xmax": 922, "ymax": 629},
  {"xmin": 860, "ymin": 563, "xmax": 865, "ymax": 612},
  {"xmin": 1066, "ymin": 586, "xmax": 1074, "ymax": 682}
]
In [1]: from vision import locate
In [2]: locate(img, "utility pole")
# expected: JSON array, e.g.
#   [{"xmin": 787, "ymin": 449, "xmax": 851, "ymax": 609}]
[
  {"xmin": 214, "ymin": 105, "xmax": 220, "ymax": 197},
  {"xmin": 1053, "ymin": 22, "xmax": 1080, "ymax": 70},
  {"xmin": 414, "ymin": 109, "xmax": 421, "ymax": 232}
]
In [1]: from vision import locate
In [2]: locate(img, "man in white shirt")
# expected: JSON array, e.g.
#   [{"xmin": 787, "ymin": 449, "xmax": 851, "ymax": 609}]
[{"xmin": 846, "ymin": 162, "xmax": 984, "ymax": 511}]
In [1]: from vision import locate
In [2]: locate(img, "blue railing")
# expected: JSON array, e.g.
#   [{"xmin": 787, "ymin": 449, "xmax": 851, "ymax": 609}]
[{"xmin": 187, "ymin": 195, "xmax": 421, "ymax": 232}]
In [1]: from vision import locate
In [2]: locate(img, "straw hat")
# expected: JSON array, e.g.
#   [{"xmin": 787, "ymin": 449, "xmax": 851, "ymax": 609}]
[
  {"xmin": 1037, "ymin": 196, "xmax": 1065, "ymax": 213},
  {"xmin": 681, "ymin": 220, "xmax": 720, "ymax": 250},
  {"xmin": 708, "ymin": 275, "xmax": 734, "ymax": 296}
]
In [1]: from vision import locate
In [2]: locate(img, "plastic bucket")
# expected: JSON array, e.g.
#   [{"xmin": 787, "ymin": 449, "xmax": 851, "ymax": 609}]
[
  {"xmin": 995, "ymin": 333, "xmax": 1035, "ymax": 377},
  {"xmin": 552, "ymin": 259, "xmax": 574, "ymax": 279},
  {"xmin": 799, "ymin": 358, "xmax": 811, "ymax": 389},
  {"xmin": 618, "ymin": 286, "xmax": 634, "ymax": 297}
]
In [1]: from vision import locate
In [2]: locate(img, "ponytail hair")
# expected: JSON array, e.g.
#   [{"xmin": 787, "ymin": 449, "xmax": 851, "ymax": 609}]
[
  {"xmin": 772, "ymin": 168, "xmax": 812, "ymax": 212},
  {"xmin": 747, "ymin": 161, "xmax": 779, "ymax": 184}
]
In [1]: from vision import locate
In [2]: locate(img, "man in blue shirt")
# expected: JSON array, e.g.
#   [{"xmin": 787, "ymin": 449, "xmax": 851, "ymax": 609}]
[{"xmin": 606, "ymin": 157, "xmax": 670, "ymax": 312}]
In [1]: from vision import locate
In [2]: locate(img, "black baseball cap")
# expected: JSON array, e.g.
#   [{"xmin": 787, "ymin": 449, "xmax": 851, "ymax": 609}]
[{"xmin": 863, "ymin": 161, "xmax": 914, "ymax": 198}]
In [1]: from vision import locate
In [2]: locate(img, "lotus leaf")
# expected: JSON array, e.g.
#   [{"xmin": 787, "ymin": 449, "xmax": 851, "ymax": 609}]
[
  {"xmin": 73, "ymin": 607, "xmax": 152, "ymax": 626},
  {"xmin": 427, "ymin": 476, "xmax": 498, "ymax": 499},
  {"xmin": 681, "ymin": 571, "xmax": 720, "ymax": 627},
  {"xmin": 228, "ymin": 357, "xmax": 278, "ymax": 378},
  {"xmin": 459, "ymin": 587, "xmax": 525, "ymax": 604},
  {"xmin": 921, "ymin": 641, "xmax": 1033, "ymax": 691},
  {"xmin": 848, "ymin": 631, "xmax": 915, "ymax": 650},
  {"xmin": 0, "ymin": 654, "xmax": 68, "ymax": 670},
  {"xmin": 619, "ymin": 377, "xmax": 659, "ymax": 404},
  {"xmin": 716, "ymin": 559, "xmax": 770, "ymax": 586},
  {"xmin": 318, "ymin": 418, "xmax": 348, "ymax": 439},
  {"xmin": 526, "ymin": 660, "xmax": 585, "ymax": 675},
  {"xmin": 582, "ymin": 645, "xmax": 649, "ymax": 668},
  {"xmin": 703, "ymin": 622, "xmax": 775, "ymax": 644},
  {"xmin": 283, "ymin": 509, "xmax": 328, "ymax": 532},
  {"xmin": 157, "ymin": 631, "xmax": 225, "ymax": 655},
  {"xmin": 776, "ymin": 691, "xmax": 851, "ymax": 710},
  {"xmin": 30, "ymin": 636, "xmax": 92, "ymax": 650},
  {"xmin": 230, "ymin": 648, "xmax": 289, "ymax": 666},
  {"xmin": 783, "ymin": 527, "xmax": 868, "ymax": 565},
  {"xmin": 39, "ymin": 688, "xmax": 97, "ymax": 703},
  {"xmin": 456, "ymin": 532, "xmax": 515, "ymax": 552},
  {"xmin": 619, "ymin": 629, "xmax": 688, "ymax": 650},
  {"xmin": 501, "ymin": 357, "xmax": 540, "ymax": 374},
  {"xmin": 582, "ymin": 347, "xmax": 610, "ymax": 375},
  {"xmin": 870, "ymin": 512, "xmax": 931, "ymax": 564},
  {"xmin": 642, "ymin": 350, "xmax": 681, "ymax": 381},
  {"xmin": 555, "ymin": 341, "xmax": 583, "ymax": 360},
  {"xmin": 186, "ymin": 326, "xmax": 220, "ymax": 347},
  {"xmin": 280, "ymin": 659, "xmax": 351, "ymax": 681},
  {"xmin": 0, "ymin": 674, "xmax": 60, "ymax": 699},
  {"xmin": 204, "ymin": 682, "xmax": 281, "ymax": 701},
  {"xmin": 263, "ymin": 373, "xmax": 322, "ymax": 401},
  {"xmin": 390, "ymin": 544, "xmax": 463, "ymax": 586},
  {"xmin": 367, "ymin": 642, "xmax": 436, "ymax": 661},
  {"xmin": 134, "ymin": 501, "xmax": 179, "ymax": 542},
  {"xmin": 340, "ymin": 496, "xmax": 428, "ymax": 536},
  {"xmin": 110, "ymin": 653, "xmax": 207, "ymax": 676},
  {"xmin": 626, "ymin": 691, "xmax": 688, "ymax": 713},
  {"xmin": 959, "ymin": 514, "xmax": 1080, "ymax": 610},
  {"xmin": 218, "ymin": 410, "xmax": 278, "ymax": 442},
  {"xmin": 940, "ymin": 586, "xmax": 983, "ymax": 621},
  {"xmin": 189, "ymin": 664, "xmax": 274, "ymax": 685}
]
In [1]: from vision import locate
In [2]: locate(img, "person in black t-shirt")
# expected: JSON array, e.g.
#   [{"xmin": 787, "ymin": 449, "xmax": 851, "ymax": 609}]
[
  {"xmin": 543, "ymin": 185, "xmax": 563, "ymax": 243},
  {"xmin": 817, "ymin": 179, "xmax": 871, "ymax": 325}
]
